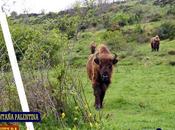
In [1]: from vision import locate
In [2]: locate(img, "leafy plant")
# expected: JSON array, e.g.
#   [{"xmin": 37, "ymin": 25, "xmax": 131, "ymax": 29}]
[
  {"xmin": 157, "ymin": 21, "xmax": 175, "ymax": 40},
  {"xmin": 112, "ymin": 12, "xmax": 130, "ymax": 27}
]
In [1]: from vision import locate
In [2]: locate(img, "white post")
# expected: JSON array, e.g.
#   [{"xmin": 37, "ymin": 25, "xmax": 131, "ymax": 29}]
[{"xmin": 0, "ymin": 5, "xmax": 34, "ymax": 130}]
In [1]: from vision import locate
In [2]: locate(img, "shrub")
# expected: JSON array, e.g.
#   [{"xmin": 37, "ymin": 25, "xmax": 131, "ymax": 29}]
[
  {"xmin": 78, "ymin": 22, "xmax": 88, "ymax": 32},
  {"xmin": 136, "ymin": 34, "xmax": 150, "ymax": 43},
  {"xmin": 107, "ymin": 23, "xmax": 120, "ymax": 31},
  {"xmin": 22, "ymin": 29, "xmax": 68, "ymax": 68},
  {"xmin": 135, "ymin": 24, "xmax": 144, "ymax": 34},
  {"xmin": 102, "ymin": 31, "xmax": 129, "ymax": 51},
  {"xmin": 134, "ymin": 24, "xmax": 150, "ymax": 43},
  {"xmin": 56, "ymin": 15, "xmax": 80, "ymax": 39},
  {"xmin": 102, "ymin": 13, "xmax": 111, "ymax": 29},
  {"xmin": 149, "ymin": 13, "xmax": 162, "ymax": 22},
  {"xmin": 157, "ymin": 22, "xmax": 175, "ymax": 40},
  {"xmin": 0, "ymin": 23, "xmax": 43, "ymax": 68},
  {"xmin": 128, "ymin": 14, "xmax": 140, "ymax": 24},
  {"xmin": 167, "ymin": 6, "xmax": 175, "ymax": 15},
  {"xmin": 112, "ymin": 12, "xmax": 130, "ymax": 27}
]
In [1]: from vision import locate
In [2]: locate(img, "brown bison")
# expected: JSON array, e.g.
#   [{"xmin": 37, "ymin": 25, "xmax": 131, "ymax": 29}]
[
  {"xmin": 86, "ymin": 44, "xmax": 118, "ymax": 109},
  {"xmin": 151, "ymin": 35, "xmax": 160, "ymax": 51}
]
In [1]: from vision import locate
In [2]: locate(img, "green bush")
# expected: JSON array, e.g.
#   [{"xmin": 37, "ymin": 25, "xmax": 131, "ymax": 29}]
[
  {"xmin": 135, "ymin": 24, "xmax": 144, "ymax": 34},
  {"xmin": 0, "ymin": 22, "xmax": 69, "ymax": 69},
  {"xmin": 55, "ymin": 15, "xmax": 81, "ymax": 39},
  {"xmin": 167, "ymin": 6, "xmax": 175, "ymax": 15},
  {"xmin": 136, "ymin": 33, "xmax": 150, "ymax": 43},
  {"xmin": 0, "ymin": 23, "xmax": 42, "ymax": 68},
  {"xmin": 112, "ymin": 12, "xmax": 130, "ymax": 27},
  {"xmin": 128, "ymin": 14, "xmax": 140, "ymax": 24},
  {"xmin": 102, "ymin": 31, "xmax": 128, "ymax": 51},
  {"xmin": 149, "ymin": 13, "xmax": 162, "ymax": 22},
  {"xmin": 21, "ymin": 29, "xmax": 68, "ymax": 69},
  {"xmin": 157, "ymin": 22, "xmax": 175, "ymax": 40}
]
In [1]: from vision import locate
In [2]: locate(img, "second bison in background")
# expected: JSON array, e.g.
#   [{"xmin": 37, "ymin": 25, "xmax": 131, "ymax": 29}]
[
  {"xmin": 86, "ymin": 44, "xmax": 118, "ymax": 109},
  {"xmin": 151, "ymin": 35, "xmax": 160, "ymax": 51}
]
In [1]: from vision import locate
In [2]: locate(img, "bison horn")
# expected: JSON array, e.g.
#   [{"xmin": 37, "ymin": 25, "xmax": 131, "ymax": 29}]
[
  {"xmin": 94, "ymin": 53, "xmax": 100, "ymax": 65},
  {"xmin": 113, "ymin": 53, "xmax": 117, "ymax": 59},
  {"xmin": 113, "ymin": 53, "xmax": 118, "ymax": 64}
]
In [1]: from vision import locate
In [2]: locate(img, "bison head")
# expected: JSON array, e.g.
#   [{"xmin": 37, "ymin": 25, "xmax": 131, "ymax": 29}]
[
  {"xmin": 154, "ymin": 35, "xmax": 160, "ymax": 42},
  {"xmin": 94, "ymin": 53, "xmax": 118, "ymax": 84}
]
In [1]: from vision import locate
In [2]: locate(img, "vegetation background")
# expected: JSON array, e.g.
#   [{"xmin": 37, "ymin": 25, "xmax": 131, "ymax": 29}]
[{"xmin": 0, "ymin": 0, "xmax": 175, "ymax": 129}]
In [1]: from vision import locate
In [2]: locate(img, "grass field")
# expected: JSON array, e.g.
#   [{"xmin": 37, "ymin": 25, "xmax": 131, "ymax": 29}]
[{"xmin": 80, "ymin": 40, "xmax": 175, "ymax": 130}]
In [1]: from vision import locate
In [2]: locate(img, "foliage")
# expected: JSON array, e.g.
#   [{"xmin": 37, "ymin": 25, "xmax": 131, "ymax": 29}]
[
  {"xmin": 0, "ymin": 23, "xmax": 68, "ymax": 69},
  {"xmin": 102, "ymin": 30, "xmax": 129, "ymax": 51},
  {"xmin": 167, "ymin": 6, "xmax": 175, "ymax": 15},
  {"xmin": 10, "ymin": 11, "xmax": 18, "ymax": 19},
  {"xmin": 157, "ymin": 21, "xmax": 175, "ymax": 40},
  {"xmin": 154, "ymin": 0, "xmax": 175, "ymax": 6},
  {"xmin": 112, "ymin": 12, "xmax": 130, "ymax": 27},
  {"xmin": 55, "ymin": 15, "xmax": 81, "ymax": 39}
]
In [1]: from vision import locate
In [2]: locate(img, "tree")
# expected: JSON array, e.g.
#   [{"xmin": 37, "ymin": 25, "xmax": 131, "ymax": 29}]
[
  {"xmin": 10, "ymin": 11, "xmax": 18, "ymax": 19},
  {"xmin": 83, "ymin": 0, "xmax": 96, "ymax": 8},
  {"xmin": 41, "ymin": 9, "xmax": 46, "ymax": 15},
  {"xmin": 154, "ymin": 0, "xmax": 175, "ymax": 6}
]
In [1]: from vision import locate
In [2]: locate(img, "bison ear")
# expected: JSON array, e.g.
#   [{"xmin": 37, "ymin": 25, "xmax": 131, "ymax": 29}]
[{"xmin": 94, "ymin": 58, "xmax": 99, "ymax": 65}]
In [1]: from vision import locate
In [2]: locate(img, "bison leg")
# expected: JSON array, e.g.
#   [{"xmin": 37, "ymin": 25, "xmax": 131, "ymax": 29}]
[
  {"xmin": 153, "ymin": 44, "xmax": 156, "ymax": 51},
  {"xmin": 151, "ymin": 43, "xmax": 155, "ymax": 52},
  {"xmin": 100, "ymin": 84, "xmax": 107, "ymax": 108},
  {"xmin": 93, "ymin": 86, "xmax": 102, "ymax": 109},
  {"xmin": 157, "ymin": 44, "xmax": 159, "ymax": 51},
  {"xmin": 100, "ymin": 90, "xmax": 105, "ymax": 108}
]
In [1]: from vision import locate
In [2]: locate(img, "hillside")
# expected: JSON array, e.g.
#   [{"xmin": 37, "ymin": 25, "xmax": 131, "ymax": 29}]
[{"xmin": 0, "ymin": 0, "xmax": 175, "ymax": 129}]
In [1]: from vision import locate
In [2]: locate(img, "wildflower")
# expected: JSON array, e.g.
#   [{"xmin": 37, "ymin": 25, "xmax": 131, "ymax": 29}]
[
  {"xmin": 85, "ymin": 104, "xmax": 88, "ymax": 108},
  {"xmin": 75, "ymin": 106, "xmax": 79, "ymax": 110},
  {"xmin": 90, "ymin": 122, "xmax": 93, "ymax": 127},
  {"xmin": 73, "ymin": 125, "xmax": 77, "ymax": 130},
  {"xmin": 88, "ymin": 113, "xmax": 92, "ymax": 117},
  {"xmin": 70, "ymin": 91, "xmax": 75, "ymax": 95},
  {"xmin": 61, "ymin": 112, "xmax": 65, "ymax": 119},
  {"xmin": 95, "ymin": 122, "xmax": 99, "ymax": 128},
  {"xmin": 74, "ymin": 117, "xmax": 78, "ymax": 121}
]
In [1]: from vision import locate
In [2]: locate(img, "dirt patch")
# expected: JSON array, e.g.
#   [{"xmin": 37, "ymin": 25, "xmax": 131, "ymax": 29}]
[
  {"xmin": 168, "ymin": 50, "xmax": 175, "ymax": 55},
  {"xmin": 120, "ymin": 55, "xmax": 127, "ymax": 59},
  {"xmin": 169, "ymin": 61, "xmax": 175, "ymax": 66}
]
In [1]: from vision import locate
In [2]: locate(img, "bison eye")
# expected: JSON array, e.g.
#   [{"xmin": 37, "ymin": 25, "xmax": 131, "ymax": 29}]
[{"xmin": 109, "ymin": 65, "xmax": 112, "ymax": 69}]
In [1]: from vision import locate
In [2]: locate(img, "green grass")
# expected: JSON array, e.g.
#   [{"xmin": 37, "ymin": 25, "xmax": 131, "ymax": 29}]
[{"xmin": 79, "ymin": 40, "xmax": 175, "ymax": 130}]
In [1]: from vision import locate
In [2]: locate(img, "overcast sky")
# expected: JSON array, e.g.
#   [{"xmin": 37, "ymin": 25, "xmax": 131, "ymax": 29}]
[
  {"xmin": 1, "ymin": 0, "xmax": 120, "ymax": 15},
  {"xmin": 2, "ymin": 0, "xmax": 82, "ymax": 14}
]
